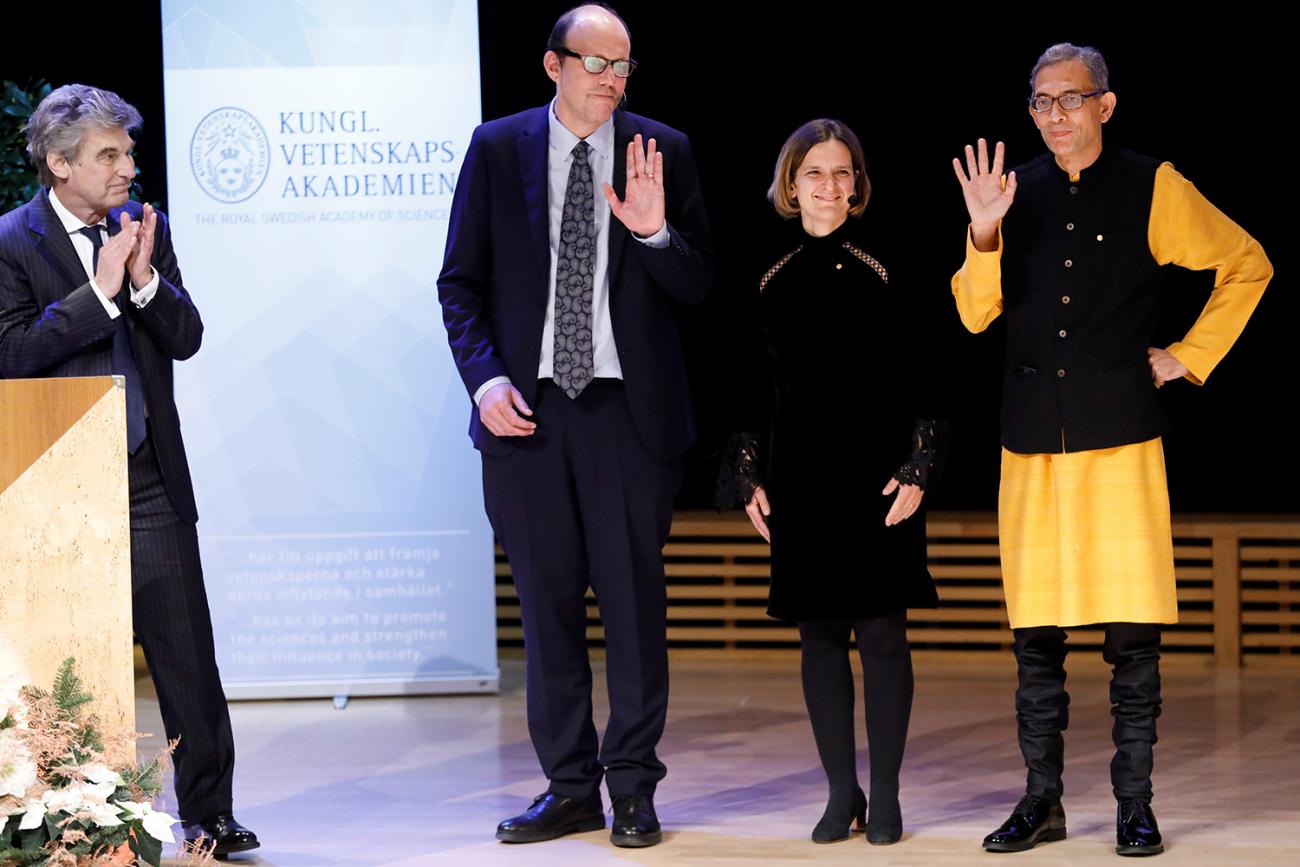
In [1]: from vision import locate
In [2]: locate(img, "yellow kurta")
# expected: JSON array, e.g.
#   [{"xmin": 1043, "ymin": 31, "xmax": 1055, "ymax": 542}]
[{"xmin": 953, "ymin": 162, "xmax": 1272, "ymax": 628}]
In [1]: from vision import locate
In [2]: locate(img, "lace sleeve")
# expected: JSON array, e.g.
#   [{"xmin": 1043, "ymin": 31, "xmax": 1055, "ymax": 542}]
[
  {"xmin": 714, "ymin": 432, "xmax": 762, "ymax": 510},
  {"xmin": 892, "ymin": 418, "xmax": 945, "ymax": 490}
]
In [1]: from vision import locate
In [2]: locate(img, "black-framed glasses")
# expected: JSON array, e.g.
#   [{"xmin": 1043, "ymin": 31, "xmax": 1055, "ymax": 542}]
[
  {"xmin": 555, "ymin": 47, "xmax": 637, "ymax": 78},
  {"xmin": 1029, "ymin": 90, "xmax": 1106, "ymax": 113}
]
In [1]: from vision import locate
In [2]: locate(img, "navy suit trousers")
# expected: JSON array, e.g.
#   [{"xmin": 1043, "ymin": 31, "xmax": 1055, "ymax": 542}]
[{"xmin": 483, "ymin": 380, "xmax": 682, "ymax": 799}]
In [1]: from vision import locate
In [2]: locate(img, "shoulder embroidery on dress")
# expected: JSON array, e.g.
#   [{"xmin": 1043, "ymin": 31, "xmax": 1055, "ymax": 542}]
[
  {"xmin": 759, "ymin": 246, "xmax": 803, "ymax": 292},
  {"xmin": 842, "ymin": 242, "xmax": 888, "ymax": 284}
]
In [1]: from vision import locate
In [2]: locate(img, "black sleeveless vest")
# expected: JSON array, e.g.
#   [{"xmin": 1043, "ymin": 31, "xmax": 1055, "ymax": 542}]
[{"xmin": 999, "ymin": 146, "xmax": 1169, "ymax": 454}]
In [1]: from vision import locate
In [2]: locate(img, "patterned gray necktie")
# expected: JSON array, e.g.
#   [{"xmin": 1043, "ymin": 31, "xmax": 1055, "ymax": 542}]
[{"xmin": 553, "ymin": 140, "xmax": 595, "ymax": 399}]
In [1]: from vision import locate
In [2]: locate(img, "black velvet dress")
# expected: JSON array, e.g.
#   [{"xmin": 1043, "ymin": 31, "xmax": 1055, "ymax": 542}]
[{"xmin": 732, "ymin": 218, "xmax": 940, "ymax": 622}]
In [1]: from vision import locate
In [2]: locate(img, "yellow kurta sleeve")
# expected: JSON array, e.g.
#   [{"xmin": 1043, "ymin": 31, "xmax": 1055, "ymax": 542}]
[
  {"xmin": 1149, "ymin": 162, "xmax": 1273, "ymax": 385},
  {"xmin": 951, "ymin": 224, "xmax": 1005, "ymax": 333}
]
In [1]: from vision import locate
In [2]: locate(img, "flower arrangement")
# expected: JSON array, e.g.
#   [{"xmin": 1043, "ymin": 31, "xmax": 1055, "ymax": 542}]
[{"xmin": 0, "ymin": 659, "xmax": 204, "ymax": 866}]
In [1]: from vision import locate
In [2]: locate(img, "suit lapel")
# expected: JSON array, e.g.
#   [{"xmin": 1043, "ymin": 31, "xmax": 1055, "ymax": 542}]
[
  {"xmin": 516, "ymin": 108, "xmax": 552, "ymax": 286},
  {"xmin": 27, "ymin": 190, "xmax": 93, "ymax": 291},
  {"xmin": 608, "ymin": 111, "xmax": 632, "ymax": 283}
]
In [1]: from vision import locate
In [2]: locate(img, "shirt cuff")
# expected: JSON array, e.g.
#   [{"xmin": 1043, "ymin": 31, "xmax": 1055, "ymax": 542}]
[
  {"xmin": 130, "ymin": 267, "xmax": 160, "ymax": 307},
  {"xmin": 473, "ymin": 376, "xmax": 513, "ymax": 405},
  {"xmin": 89, "ymin": 278, "xmax": 122, "ymax": 320},
  {"xmin": 633, "ymin": 222, "xmax": 670, "ymax": 248}
]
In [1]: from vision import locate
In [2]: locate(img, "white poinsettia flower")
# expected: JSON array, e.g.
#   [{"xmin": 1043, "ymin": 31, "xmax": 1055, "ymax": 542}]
[
  {"xmin": 0, "ymin": 755, "xmax": 37, "ymax": 799},
  {"xmin": 116, "ymin": 800, "xmax": 178, "ymax": 843},
  {"xmin": 0, "ymin": 731, "xmax": 37, "ymax": 798},
  {"xmin": 41, "ymin": 780, "xmax": 117, "ymax": 815},
  {"xmin": 18, "ymin": 798, "xmax": 46, "ymax": 830},
  {"xmin": 78, "ymin": 762, "xmax": 125, "ymax": 787},
  {"xmin": 82, "ymin": 801, "xmax": 124, "ymax": 828}
]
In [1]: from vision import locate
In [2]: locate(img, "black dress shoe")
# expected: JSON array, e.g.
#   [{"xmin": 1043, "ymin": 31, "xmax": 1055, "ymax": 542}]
[
  {"xmin": 181, "ymin": 813, "xmax": 260, "ymax": 857},
  {"xmin": 811, "ymin": 787, "xmax": 866, "ymax": 843},
  {"xmin": 982, "ymin": 794, "xmax": 1067, "ymax": 852},
  {"xmin": 610, "ymin": 794, "xmax": 662, "ymax": 848},
  {"xmin": 1116, "ymin": 799, "xmax": 1164, "ymax": 856},
  {"xmin": 496, "ymin": 792, "xmax": 604, "ymax": 843}
]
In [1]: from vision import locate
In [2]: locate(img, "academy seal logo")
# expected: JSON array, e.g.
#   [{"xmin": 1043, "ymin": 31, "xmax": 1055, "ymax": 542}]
[{"xmin": 190, "ymin": 107, "xmax": 270, "ymax": 204}]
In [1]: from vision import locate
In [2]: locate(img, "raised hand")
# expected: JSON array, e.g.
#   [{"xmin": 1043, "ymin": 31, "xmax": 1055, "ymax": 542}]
[
  {"xmin": 125, "ymin": 204, "xmax": 157, "ymax": 289},
  {"xmin": 602, "ymin": 133, "xmax": 665, "ymax": 237},
  {"xmin": 952, "ymin": 138, "xmax": 1017, "ymax": 251}
]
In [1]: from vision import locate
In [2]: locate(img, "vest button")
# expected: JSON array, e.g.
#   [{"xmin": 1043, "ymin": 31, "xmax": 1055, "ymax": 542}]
[
  {"xmin": 1057, "ymin": 369, "xmax": 1067, "ymax": 378},
  {"xmin": 1066, "ymin": 222, "xmax": 1075, "ymax": 231},
  {"xmin": 1069, "ymin": 185, "xmax": 1079, "ymax": 194},
  {"xmin": 1059, "ymin": 329, "xmax": 1068, "ymax": 338},
  {"xmin": 1061, "ymin": 295, "xmax": 1071, "ymax": 304},
  {"xmin": 1096, "ymin": 234, "xmax": 1104, "ymax": 241},
  {"xmin": 835, "ymin": 263, "xmax": 843, "ymax": 270},
  {"xmin": 1064, "ymin": 259, "xmax": 1073, "ymax": 268}
]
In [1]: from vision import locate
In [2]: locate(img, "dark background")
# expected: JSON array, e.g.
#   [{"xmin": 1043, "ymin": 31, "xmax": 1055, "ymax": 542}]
[{"xmin": 6, "ymin": 3, "xmax": 1291, "ymax": 513}]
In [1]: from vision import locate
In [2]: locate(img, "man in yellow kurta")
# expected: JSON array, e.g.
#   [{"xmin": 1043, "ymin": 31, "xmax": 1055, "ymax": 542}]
[{"xmin": 951, "ymin": 43, "xmax": 1271, "ymax": 857}]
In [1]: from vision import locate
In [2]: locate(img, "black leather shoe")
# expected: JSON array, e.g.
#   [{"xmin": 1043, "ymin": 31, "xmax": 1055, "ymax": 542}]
[
  {"xmin": 811, "ymin": 787, "xmax": 866, "ymax": 843},
  {"xmin": 496, "ymin": 792, "xmax": 604, "ymax": 843},
  {"xmin": 610, "ymin": 794, "xmax": 662, "ymax": 848},
  {"xmin": 181, "ymin": 814, "xmax": 260, "ymax": 857},
  {"xmin": 982, "ymin": 794, "xmax": 1066, "ymax": 852},
  {"xmin": 1116, "ymin": 800, "xmax": 1164, "ymax": 856}
]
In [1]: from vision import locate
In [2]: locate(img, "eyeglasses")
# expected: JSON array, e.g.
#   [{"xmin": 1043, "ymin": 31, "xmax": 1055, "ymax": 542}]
[
  {"xmin": 1029, "ymin": 90, "xmax": 1106, "ymax": 113},
  {"xmin": 555, "ymin": 47, "xmax": 637, "ymax": 78}
]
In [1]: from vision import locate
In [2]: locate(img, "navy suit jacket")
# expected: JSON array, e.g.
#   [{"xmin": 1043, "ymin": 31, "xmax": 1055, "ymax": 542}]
[
  {"xmin": 0, "ymin": 190, "xmax": 203, "ymax": 523},
  {"xmin": 437, "ymin": 106, "xmax": 714, "ymax": 460}
]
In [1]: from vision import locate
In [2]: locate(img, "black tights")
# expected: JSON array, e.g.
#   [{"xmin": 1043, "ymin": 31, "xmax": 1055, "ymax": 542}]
[{"xmin": 798, "ymin": 610, "xmax": 912, "ymax": 826}]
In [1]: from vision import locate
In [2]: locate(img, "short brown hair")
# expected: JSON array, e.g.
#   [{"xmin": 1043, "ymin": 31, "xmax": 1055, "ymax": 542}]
[{"xmin": 768, "ymin": 118, "xmax": 870, "ymax": 220}]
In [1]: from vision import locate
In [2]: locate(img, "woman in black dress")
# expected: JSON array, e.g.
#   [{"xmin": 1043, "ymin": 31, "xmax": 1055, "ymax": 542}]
[{"xmin": 723, "ymin": 119, "xmax": 940, "ymax": 845}]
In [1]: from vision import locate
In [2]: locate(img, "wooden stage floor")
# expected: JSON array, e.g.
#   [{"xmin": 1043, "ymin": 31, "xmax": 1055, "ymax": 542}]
[{"xmin": 139, "ymin": 652, "xmax": 1300, "ymax": 865}]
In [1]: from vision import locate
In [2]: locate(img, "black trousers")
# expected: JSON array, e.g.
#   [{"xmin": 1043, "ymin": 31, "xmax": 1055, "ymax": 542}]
[
  {"xmin": 483, "ymin": 381, "xmax": 682, "ymax": 799},
  {"xmin": 1013, "ymin": 622, "xmax": 1162, "ymax": 802},
  {"xmin": 130, "ymin": 433, "xmax": 235, "ymax": 822},
  {"xmin": 797, "ymin": 611, "xmax": 912, "ymax": 824}
]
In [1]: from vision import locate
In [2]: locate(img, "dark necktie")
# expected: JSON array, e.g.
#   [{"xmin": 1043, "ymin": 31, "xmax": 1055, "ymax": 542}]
[
  {"xmin": 552, "ymin": 140, "xmax": 596, "ymax": 399},
  {"xmin": 78, "ymin": 226, "xmax": 147, "ymax": 453}
]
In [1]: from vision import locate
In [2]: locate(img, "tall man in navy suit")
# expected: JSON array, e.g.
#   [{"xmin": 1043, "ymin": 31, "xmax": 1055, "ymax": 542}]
[
  {"xmin": 437, "ymin": 4, "xmax": 712, "ymax": 848},
  {"xmin": 0, "ymin": 84, "xmax": 258, "ymax": 856}
]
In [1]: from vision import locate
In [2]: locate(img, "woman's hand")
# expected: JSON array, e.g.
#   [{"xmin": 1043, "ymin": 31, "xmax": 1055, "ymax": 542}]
[
  {"xmin": 882, "ymin": 478, "xmax": 923, "ymax": 526},
  {"xmin": 745, "ymin": 485, "xmax": 772, "ymax": 543}
]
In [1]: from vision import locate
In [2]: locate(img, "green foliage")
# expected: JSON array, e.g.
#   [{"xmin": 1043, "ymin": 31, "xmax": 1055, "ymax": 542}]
[
  {"xmin": 50, "ymin": 658, "xmax": 103, "ymax": 758},
  {"xmin": 119, "ymin": 756, "xmax": 162, "ymax": 797},
  {"xmin": 0, "ymin": 844, "xmax": 47, "ymax": 865},
  {"xmin": 0, "ymin": 79, "xmax": 50, "ymax": 214},
  {"xmin": 129, "ymin": 824, "xmax": 163, "ymax": 866}
]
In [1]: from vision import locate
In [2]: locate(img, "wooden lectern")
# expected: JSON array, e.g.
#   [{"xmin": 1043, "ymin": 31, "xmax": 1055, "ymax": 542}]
[{"xmin": 0, "ymin": 376, "xmax": 134, "ymax": 760}]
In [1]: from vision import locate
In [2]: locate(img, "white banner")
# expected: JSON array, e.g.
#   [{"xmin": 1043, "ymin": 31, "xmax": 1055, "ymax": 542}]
[{"xmin": 161, "ymin": 0, "xmax": 496, "ymax": 698}]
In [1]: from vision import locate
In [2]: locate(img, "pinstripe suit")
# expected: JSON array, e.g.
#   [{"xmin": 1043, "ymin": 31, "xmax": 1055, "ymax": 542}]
[{"xmin": 0, "ymin": 189, "xmax": 236, "ymax": 822}]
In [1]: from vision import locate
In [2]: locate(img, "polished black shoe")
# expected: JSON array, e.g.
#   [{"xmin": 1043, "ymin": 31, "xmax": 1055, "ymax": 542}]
[
  {"xmin": 495, "ymin": 792, "xmax": 604, "ymax": 843},
  {"xmin": 1116, "ymin": 800, "xmax": 1164, "ymax": 856},
  {"xmin": 181, "ymin": 813, "xmax": 260, "ymax": 858},
  {"xmin": 811, "ymin": 787, "xmax": 866, "ymax": 843},
  {"xmin": 982, "ymin": 794, "xmax": 1066, "ymax": 852},
  {"xmin": 610, "ymin": 793, "xmax": 662, "ymax": 848}
]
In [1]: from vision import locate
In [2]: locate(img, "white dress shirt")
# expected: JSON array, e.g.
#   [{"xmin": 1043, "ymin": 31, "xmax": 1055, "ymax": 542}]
[{"xmin": 473, "ymin": 100, "xmax": 668, "ymax": 404}]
